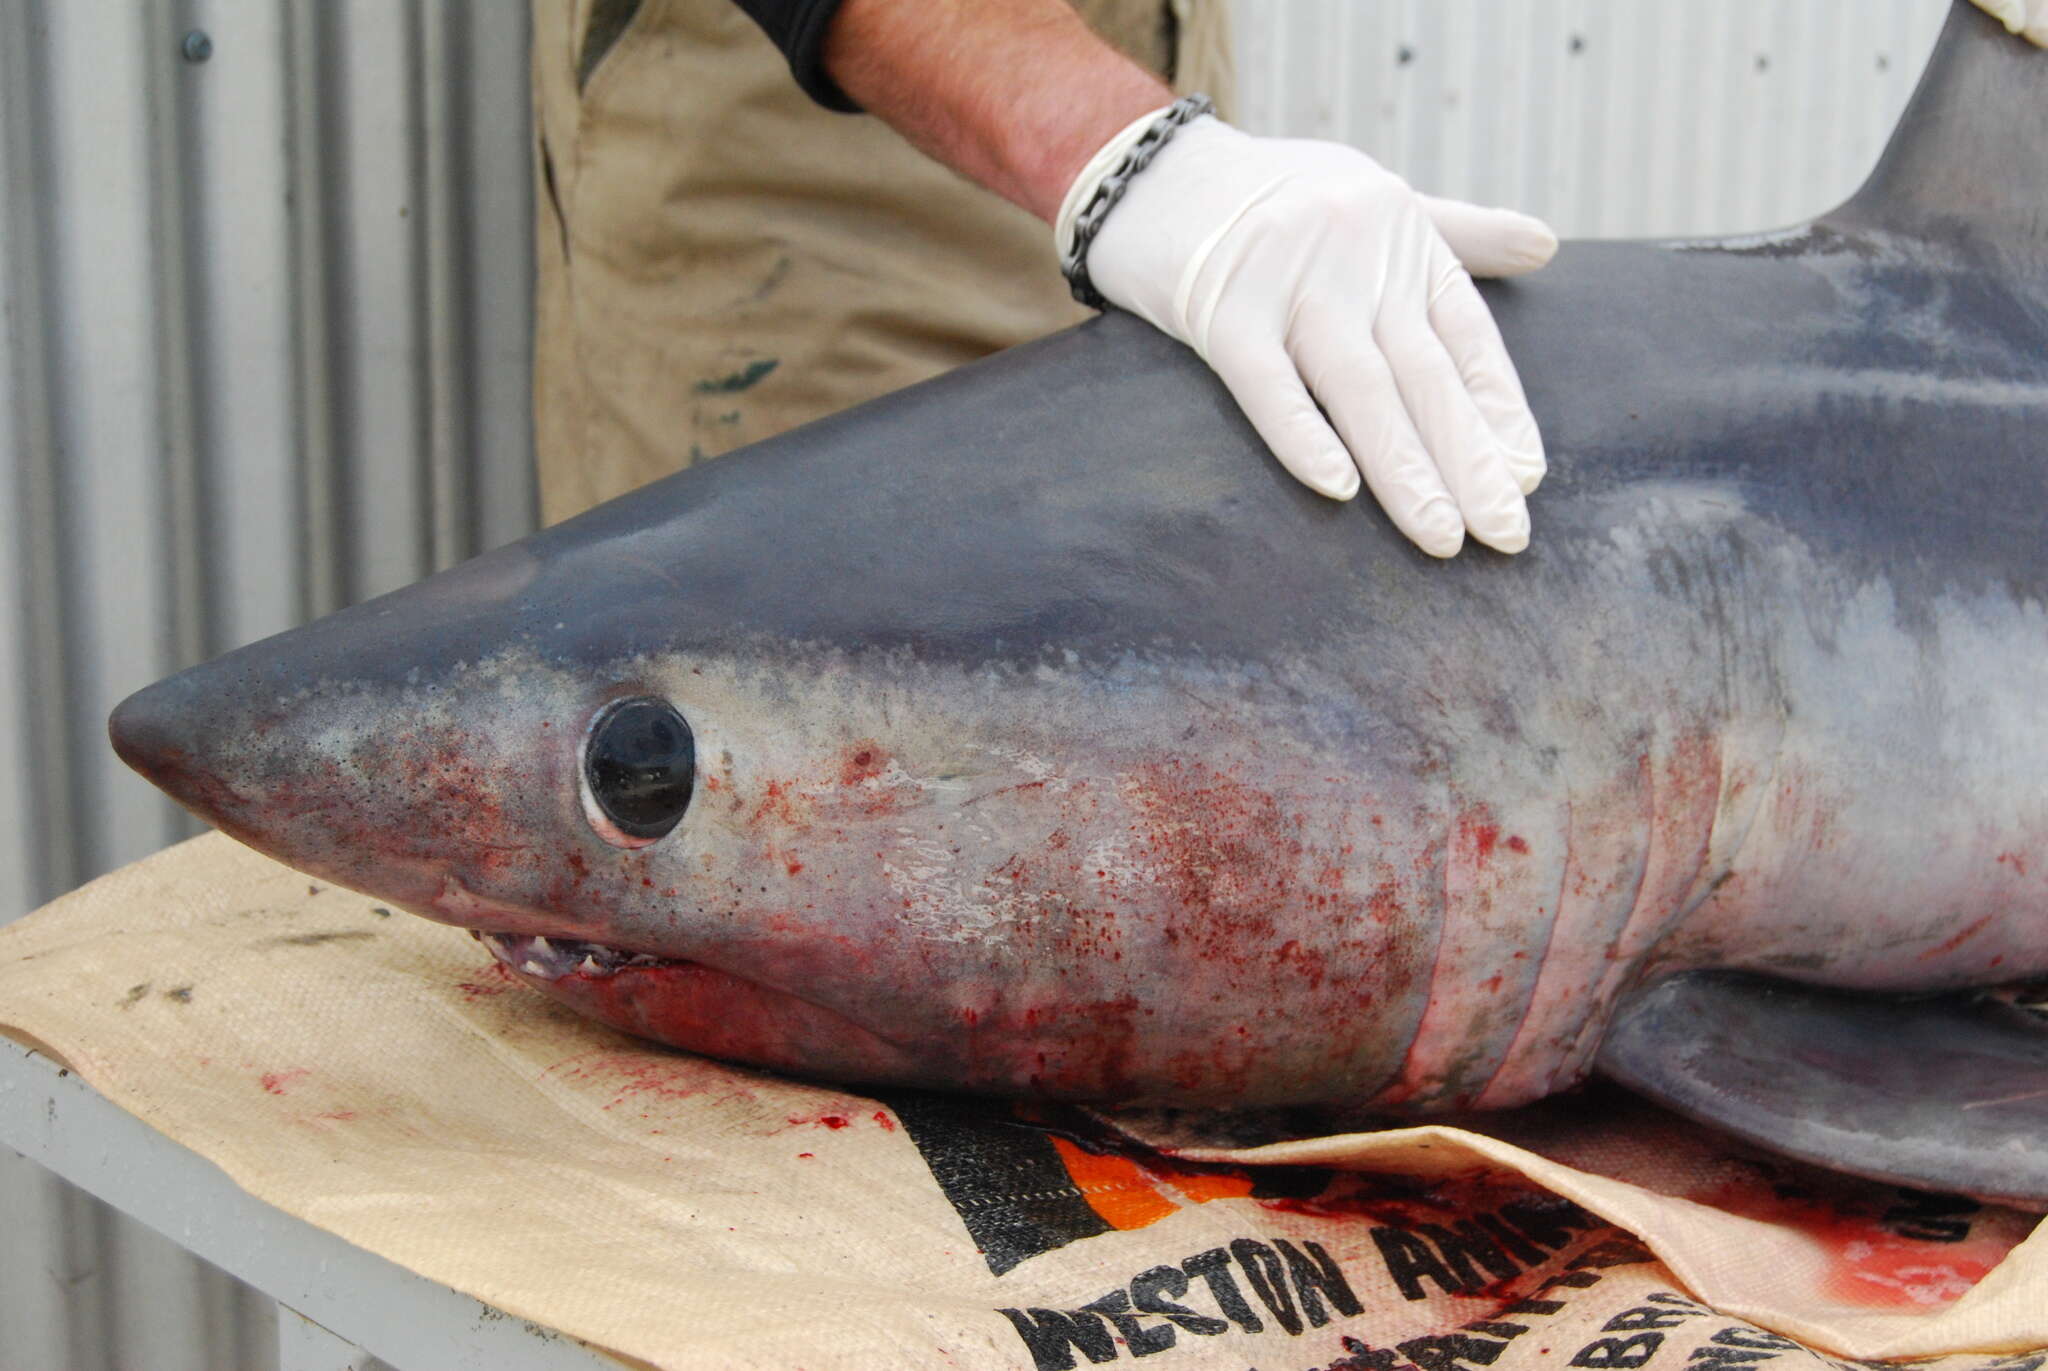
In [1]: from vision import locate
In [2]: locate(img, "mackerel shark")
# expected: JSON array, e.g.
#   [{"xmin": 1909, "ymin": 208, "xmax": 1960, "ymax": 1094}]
[{"xmin": 112, "ymin": 3, "xmax": 2048, "ymax": 1202}]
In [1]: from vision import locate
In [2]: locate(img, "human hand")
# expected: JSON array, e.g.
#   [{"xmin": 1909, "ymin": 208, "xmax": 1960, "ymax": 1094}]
[
  {"xmin": 1065, "ymin": 114, "xmax": 1557, "ymax": 557},
  {"xmin": 1970, "ymin": 0, "xmax": 2048, "ymax": 45}
]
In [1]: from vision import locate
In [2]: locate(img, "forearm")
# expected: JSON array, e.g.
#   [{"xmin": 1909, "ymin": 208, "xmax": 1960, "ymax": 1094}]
[
  {"xmin": 815, "ymin": 0, "xmax": 1554, "ymax": 560},
  {"xmin": 821, "ymin": 0, "xmax": 1172, "ymax": 223}
]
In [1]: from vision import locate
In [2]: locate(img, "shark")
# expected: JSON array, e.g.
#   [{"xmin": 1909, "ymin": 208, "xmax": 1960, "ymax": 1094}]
[{"xmin": 110, "ymin": 2, "xmax": 2048, "ymax": 1203}]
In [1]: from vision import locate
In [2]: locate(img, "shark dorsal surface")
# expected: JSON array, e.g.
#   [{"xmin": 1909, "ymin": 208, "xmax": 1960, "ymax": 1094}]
[{"xmin": 110, "ymin": 2, "xmax": 2048, "ymax": 1201}]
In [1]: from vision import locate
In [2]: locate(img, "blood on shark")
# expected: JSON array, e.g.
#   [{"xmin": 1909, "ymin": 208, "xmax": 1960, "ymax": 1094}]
[{"xmin": 111, "ymin": 3, "xmax": 2048, "ymax": 1202}]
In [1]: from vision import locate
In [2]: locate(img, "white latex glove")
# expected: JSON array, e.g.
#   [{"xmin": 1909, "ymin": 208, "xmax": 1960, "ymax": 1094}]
[
  {"xmin": 1061, "ymin": 113, "xmax": 1557, "ymax": 557},
  {"xmin": 1971, "ymin": 0, "xmax": 2048, "ymax": 45}
]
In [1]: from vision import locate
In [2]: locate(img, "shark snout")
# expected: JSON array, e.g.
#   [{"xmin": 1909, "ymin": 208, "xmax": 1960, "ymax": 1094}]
[
  {"xmin": 108, "ymin": 676, "xmax": 179, "ymax": 782},
  {"xmin": 109, "ymin": 669, "xmax": 251, "ymax": 826}
]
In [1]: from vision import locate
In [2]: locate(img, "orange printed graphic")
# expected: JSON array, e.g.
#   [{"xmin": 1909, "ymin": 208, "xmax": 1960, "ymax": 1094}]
[{"xmin": 1049, "ymin": 1135, "xmax": 1255, "ymax": 1231}]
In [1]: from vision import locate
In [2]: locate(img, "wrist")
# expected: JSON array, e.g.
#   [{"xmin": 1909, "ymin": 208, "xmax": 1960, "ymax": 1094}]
[
  {"xmin": 1005, "ymin": 69, "xmax": 1173, "ymax": 223},
  {"xmin": 822, "ymin": 0, "xmax": 1170, "ymax": 223}
]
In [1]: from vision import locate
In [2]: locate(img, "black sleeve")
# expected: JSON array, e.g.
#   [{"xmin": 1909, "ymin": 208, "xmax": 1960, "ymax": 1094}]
[{"xmin": 729, "ymin": 0, "xmax": 861, "ymax": 112}]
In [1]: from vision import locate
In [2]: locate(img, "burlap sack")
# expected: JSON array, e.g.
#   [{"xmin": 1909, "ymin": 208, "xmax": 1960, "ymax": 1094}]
[{"xmin": 0, "ymin": 834, "xmax": 2041, "ymax": 1371}]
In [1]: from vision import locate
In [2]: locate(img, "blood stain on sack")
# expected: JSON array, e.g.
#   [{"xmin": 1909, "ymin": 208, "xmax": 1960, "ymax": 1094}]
[
  {"xmin": 772, "ymin": 1095, "xmax": 911, "ymax": 1135},
  {"xmin": 259, "ymin": 1067, "xmax": 311, "ymax": 1096},
  {"xmin": 456, "ymin": 961, "xmax": 519, "ymax": 998},
  {"xmin": 788, "ymin": 1113, "xmax": 851, "ymax": 1130},
  {"xmin": 1693, "ymin": 1180, "xmax": 2023, "ymax": 1308},
  {"xmin": 291, "ymin": 1108, "xmax": 363, "ymax": 1130},
  {"xmin": 1258, "ymin": 1169, "xmax": 1541, "ymax": 1227},
  {"xmin": 546, "ymin": 1050, "xmax": 753, "ymax": 1113}
]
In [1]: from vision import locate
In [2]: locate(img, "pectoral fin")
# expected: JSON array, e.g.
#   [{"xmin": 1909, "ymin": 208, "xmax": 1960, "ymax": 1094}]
[{"xmin": 1596, "ymin": 972, "xmax": 2048, "ymax": 1206}]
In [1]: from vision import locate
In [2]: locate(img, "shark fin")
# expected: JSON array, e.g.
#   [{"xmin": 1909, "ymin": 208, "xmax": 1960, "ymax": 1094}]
[
  {"xmin": 1596, "ymin": 973, "xmax": 2048, "ymax": 1206},
  {"xmin": 1831, "ymin": 1, "xmax": 2048, "ymax": 261}
]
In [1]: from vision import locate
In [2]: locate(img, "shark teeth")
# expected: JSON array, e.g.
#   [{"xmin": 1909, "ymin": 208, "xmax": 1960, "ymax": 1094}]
[{"xmin": 478, "ymin": 931, "xmax": 668, "ymax": 981}]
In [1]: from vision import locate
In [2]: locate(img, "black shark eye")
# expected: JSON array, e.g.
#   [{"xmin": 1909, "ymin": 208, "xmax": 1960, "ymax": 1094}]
[{"xmin": 582, "ymin": 697, "xmax": 694, "ymax": 844}]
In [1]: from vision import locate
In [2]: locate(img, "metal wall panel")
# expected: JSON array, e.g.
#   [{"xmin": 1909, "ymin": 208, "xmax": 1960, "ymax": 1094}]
[
  {"xmin": 1233, "ymin": 0, "xmax": 1949, "ymax": 239},
  {"xmin": 0, "ymin": 2, "xmax": 1961, "ymax": 1368},
  {"xmin": 0, "ymin": 2, "xmax": 534, "ymax": 1368}
]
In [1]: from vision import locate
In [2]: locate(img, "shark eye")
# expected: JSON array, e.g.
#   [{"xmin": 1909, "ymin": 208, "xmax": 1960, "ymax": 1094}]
[{"xmin": 581, "ymin": 697, "xmax": 694, "ymax": 846}]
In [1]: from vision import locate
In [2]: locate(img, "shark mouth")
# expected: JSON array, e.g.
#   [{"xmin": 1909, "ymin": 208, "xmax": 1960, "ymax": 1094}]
[
  {"xmin": 475, "ymin": 930, "xmax": 676, "ymax": 981},
  {"xmin": 472, "ymin": 929, "xmax": 923, "ymax": 1088}
]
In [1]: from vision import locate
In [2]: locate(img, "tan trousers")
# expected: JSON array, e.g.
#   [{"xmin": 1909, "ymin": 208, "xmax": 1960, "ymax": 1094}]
[{"xmin": 532, "ymin": 0, "xmax": 1233, "ymax": 523}]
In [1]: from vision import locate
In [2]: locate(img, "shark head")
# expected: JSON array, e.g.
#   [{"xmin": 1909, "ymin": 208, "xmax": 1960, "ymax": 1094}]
[{"xmin": 110, "ymin": 365, "xmax": 1444, "ymax": 1107}]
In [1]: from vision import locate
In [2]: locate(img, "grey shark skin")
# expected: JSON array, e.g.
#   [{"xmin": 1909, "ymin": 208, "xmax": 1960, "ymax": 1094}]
[{"xmin": 113, "ymin": 4, "xmax": 2048, "ymax": 1201}]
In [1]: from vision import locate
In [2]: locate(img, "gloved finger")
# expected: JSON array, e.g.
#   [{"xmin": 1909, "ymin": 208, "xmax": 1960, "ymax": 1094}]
[
  {"xmin": 1969, "ymin": 0, "xmax": 2048, "ymax": 45},
  {"xmin": 1205, "ymin": 338, "xmax": 1363, "ymax": 503},
  {"xmin": 1429, "ymin": 267, "xmax": 1546, "ymax": 495},
  {"xmin": 1416, "ymin": 194, "xmax": 1559, "ymax": 279},
  {"xmin": 1290, "ymin": 320, "xmax": 1465, "ymax": 558},
  {"xmin": 1376, "ymin": 303, "xmax": 1531, "ymax": 554}
]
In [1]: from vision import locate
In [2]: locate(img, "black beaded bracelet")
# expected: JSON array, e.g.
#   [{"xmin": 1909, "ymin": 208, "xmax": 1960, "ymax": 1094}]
[{"xmin": 1061, "ymin": 93, "xmax": 1215, "ymax": 310}]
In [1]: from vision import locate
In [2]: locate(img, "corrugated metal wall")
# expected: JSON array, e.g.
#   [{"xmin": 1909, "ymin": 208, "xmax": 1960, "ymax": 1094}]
[
  {"xmin": 0, "ymin": 2, "xmax": 1951, "ymax": 1367},
  {"xmin": 0, "ymin": 1, "xmax": 534, "ymax": 1368},
  {"xmin": 1234, "ymin": 0, "xmax": 1949, "ymax": 239}
]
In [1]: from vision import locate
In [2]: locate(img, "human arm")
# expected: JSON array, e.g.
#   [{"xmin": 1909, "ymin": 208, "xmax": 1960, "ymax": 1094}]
[
  {"xmin": 822, "ymin": 0, "xmax": 1171, "ymax": 222},
  {"xmin": 764, "ymin": 0, "xmax": 1559, "ymax": 555}
]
